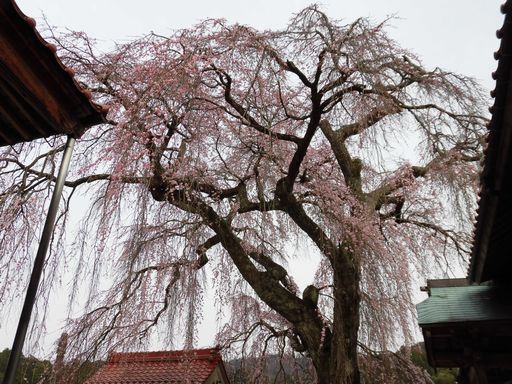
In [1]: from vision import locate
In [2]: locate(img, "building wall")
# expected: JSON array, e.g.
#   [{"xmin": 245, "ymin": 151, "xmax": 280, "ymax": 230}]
[{"xmin": 206, "ymin": 366, "xmax": 227, "ymax": 384}]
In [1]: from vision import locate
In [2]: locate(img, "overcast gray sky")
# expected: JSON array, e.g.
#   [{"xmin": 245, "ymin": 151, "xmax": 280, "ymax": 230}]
[
  {"xmin": 1, "ymin": 0, "xmax": 504, "ymax": 355},
  {"xmin": 16, "ymin": 0, "xmax": 503, "ymax": 90}
]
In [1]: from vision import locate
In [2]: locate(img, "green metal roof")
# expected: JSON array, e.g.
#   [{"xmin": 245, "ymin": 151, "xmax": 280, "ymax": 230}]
[{"xmin": 417, "ymin": 285, "xmax": 512, "ymax": 326}]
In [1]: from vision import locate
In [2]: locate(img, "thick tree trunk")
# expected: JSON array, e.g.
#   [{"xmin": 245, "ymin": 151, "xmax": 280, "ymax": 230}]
[
  {"xmin": 299, "ymin": 249, "xmax": 360, "ymax": 384},
  {"xmin": 172, "ymin": 182, "xmax": 363, "ymax": 384},
  {"xmin": 321, "ymin": 248, "xmax": 361, "ymax": 384}
]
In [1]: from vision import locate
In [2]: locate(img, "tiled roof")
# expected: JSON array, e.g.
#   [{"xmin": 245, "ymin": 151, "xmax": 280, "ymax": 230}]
[
  {"xmin": 85, "ymin": 348, "xmax": 226, "ymax": 384},
  {"xmin": 469, "ymin": 1, "xmax": 512, "ymax": 283},
  {"xmin": 0, "ymin": 0, "xmax": 108, "ymax": 146},
  {"xmin": 417, "ymin": 285, "xmax": 512, "ymax": 326}
]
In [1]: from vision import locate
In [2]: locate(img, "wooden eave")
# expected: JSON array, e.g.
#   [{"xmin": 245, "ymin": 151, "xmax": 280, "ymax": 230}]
[
  {"xmin": 469, "ymin": 0, "xmax": 512, "ymax": 284},
  {"xmin": 421, "ymin": 322, "xmax": 512, "ymax": 368},
  {"xmin": 0, "ymin": 0, "xmax": 107, "ymax": 147},
  {"xmin": 417, "ymin": 284, "xmax": 512, "ymax": 368}
]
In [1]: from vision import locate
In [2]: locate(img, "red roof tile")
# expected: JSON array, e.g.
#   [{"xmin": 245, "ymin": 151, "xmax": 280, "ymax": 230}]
[{"xmin": 86, "ymin": 348, "xmax": 227, "ymax": 384}]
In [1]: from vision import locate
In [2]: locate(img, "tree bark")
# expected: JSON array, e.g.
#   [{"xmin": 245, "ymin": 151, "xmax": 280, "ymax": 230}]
[
  {"xmin": 329, "ymin": 247, "xmax": 361, "ymax": 384},
  {"xmin": 296, "ymin": 247, "xmax": 361, "ymax": 384}
]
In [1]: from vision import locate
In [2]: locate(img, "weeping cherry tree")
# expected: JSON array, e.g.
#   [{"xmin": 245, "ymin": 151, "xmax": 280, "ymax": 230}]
[{"xmin": 0, "ymin": 6, "xmax": 487, "ymax": 384}]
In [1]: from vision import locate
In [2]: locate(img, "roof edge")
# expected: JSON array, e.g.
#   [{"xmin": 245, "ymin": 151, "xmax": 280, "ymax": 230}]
[
  {"xmin": 469, "ymin": 1, "xmax": 512, "ymax": 283},
  {"xmin": 4, "ymin": 0, "xmax": 108, "ymax": 137}
]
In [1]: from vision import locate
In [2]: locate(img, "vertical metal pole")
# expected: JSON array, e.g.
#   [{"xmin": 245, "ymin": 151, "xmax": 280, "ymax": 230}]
[{"xmin": 2, "ymin": 136, "xmax": 75, "ymax": 384}]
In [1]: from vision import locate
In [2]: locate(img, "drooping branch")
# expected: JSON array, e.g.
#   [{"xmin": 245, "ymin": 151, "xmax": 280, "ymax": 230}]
[
  {"xmin": 208, "ymin": 65, "xmax": 302, "ymax": 144},
  {"xmin": 261, "ymin": 45, "xmax": 314, "ymax": 89},
  {"xmin": 71, "ymin": 262, "xmax": 184, "ymax": 356},
  {"xmin": 394, "ymin": 217, "xmax": 470, "ymax": 255},
  {"xmin": 137, "ymin": 265, "xmax": 182, "ymax": 337},
  {"xmin": 367, "ymin": 143, "xmax": 482, "ymax": 211},
  {"xmin": 1, "ymin": 156, "xmax": 146, "ymax": 189},
  {"xmin": 0, "ymin": 9, "xmax": 487, "ymax": 382},
  {"xmin": 275, "ymin": 181, "xmax": 337, "ymax": 264},
  {"xmin": 149, "ymin": 179, "xmax": 328, "ymax": 359}
]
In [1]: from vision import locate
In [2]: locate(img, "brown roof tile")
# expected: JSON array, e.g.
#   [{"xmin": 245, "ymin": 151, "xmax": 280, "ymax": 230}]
[{"xmin": 0, "ymin": 0, "xmax": 107, "ymax": 146}]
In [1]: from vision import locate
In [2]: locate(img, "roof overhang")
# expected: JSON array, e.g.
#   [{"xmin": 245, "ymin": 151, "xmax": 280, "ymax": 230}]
[
  {"xmin": 0, "ymin": 0, "xmax": 107, "ymax": 146},
  {"xmin": 469, "ymin": 1, "xmax": 512, "ymax": 284},
  {"xmin": 417, "ymin": 284, "xmax": 512, "ymax": 368}
]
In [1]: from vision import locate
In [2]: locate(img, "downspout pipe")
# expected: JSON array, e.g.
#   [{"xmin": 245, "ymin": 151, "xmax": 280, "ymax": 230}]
[{"xmin": 2, "ymin": 135, "xmax": 76, "ymax": 384}]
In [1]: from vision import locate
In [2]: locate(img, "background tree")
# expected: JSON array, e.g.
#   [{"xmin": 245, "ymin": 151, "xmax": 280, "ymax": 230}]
[
  {"xmin": 0, "ymin": 349, "xmax": 51, "ymax": 384},
  {"xmin": 0, "ymin": 6, "xmax": 486, "ymax": 384},
  {"xmin": 408, "ymin": 344, "xmax": 457, "ymax": 384}
]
